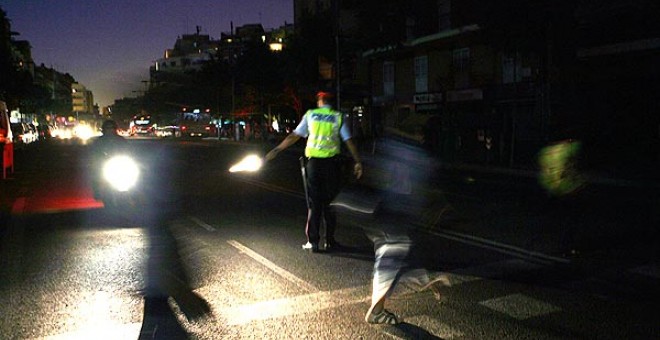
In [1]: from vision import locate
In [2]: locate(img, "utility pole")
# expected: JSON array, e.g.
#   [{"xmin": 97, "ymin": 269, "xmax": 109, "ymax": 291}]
[
  {"xmin": 230, "ymin": 21, "xmax": 236, "ymax": 114},
  {"xmin": 334, "ymin": 0, "xmax": 341, "ymax": 111}
]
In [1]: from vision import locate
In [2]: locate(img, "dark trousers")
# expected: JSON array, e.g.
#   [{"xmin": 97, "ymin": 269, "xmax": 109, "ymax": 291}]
[{"xmin": 305, "ymin": 156, "xmax": 341, "ymax": 244}]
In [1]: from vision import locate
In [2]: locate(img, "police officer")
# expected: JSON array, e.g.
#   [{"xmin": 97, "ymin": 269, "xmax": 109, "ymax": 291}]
[{"xmin": 266, "ymin": 91, "xmax": 363, "ymax": 252}]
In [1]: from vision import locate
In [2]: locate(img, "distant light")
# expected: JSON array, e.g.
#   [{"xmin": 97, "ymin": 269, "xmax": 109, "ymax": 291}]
[
  {"xmin": 269, "ymin": 43, "xmax": 283, "ymax": 52},
  {"xmin": 75, "ymin": 124, "xmax": 96, "ymax": 141}
]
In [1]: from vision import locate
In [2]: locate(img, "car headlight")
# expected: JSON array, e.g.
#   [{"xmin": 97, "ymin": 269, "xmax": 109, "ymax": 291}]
[{"xmin": 102, "ymin": 155, "xmax": 140, "ymax": 191}]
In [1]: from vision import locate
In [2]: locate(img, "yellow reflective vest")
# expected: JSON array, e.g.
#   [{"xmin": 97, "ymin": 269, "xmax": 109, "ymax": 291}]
[{"xmin": 305, "ymin": 107, "xmax": 342, "ymax": 158}]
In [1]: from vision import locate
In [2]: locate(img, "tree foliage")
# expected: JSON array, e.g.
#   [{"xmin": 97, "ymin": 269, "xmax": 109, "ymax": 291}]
[
  {"xmin": 0, "ymin": 6, "xmax": 33, "ymax": 109},
  {"xmin": 283, "ymin": 9, "xmax": 335, "ymax": 90}
]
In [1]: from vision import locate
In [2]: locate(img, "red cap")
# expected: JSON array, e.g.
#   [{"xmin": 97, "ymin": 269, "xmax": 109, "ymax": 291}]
[{"xmin": 316, "ymin": 91, "xmax": 333, "ymax": 100}]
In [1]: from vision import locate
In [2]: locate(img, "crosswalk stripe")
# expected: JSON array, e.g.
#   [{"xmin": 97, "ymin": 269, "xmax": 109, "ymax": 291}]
[
  {"xmin": 33, "ymin": 322, "xmax": 142, "ymax": 340},
  {"xmin": 629, "ymin": 264, "xmax": 660, "ymax": 279},
  {"xmin": 216, "ymin": 285, "xmax": 370, "ymax": 325},
  {"xmin": 227, "ymin": 239, "xmax": 320, "ymax": 293}
]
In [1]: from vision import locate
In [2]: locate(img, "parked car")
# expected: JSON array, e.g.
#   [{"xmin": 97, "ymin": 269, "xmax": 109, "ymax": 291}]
[
  {"xmin": 11, "ymin": 123, "xmax": 37, "ymax": 145},
  {"xmin": 27, "ymin": 123, "xmax": 39, "ymax": 142},
  {"xmin": 0, "ymin": 101, "xmax": 11, "ymax": 144}
]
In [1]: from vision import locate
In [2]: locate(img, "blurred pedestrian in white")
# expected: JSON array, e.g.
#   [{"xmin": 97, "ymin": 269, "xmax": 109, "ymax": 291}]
[{"xmin": 333, "ymin": 137, "xmax": 450, "ymax": 324}]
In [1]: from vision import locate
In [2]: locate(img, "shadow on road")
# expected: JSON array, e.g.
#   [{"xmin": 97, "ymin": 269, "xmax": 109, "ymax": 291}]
[
  {"xmin": 381, "ymin": 322, "xmax": 444, "ymax": 339},
  {"xmin": 137, "ymin": 205, "xmax": 213, "ymax": 339}
]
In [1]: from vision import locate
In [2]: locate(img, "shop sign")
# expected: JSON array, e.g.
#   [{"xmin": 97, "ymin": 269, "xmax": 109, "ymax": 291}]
[{"xmin": 413, "ymin": 92, "xmax": 442, "ymax": 104}]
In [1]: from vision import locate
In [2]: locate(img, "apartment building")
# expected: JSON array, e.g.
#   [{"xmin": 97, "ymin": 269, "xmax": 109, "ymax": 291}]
[
  {"xmin": 71, "ymin": 82, "xmax": 94, "ymax": 116},
  {"xmin": 151, "ymin": 26, "xmax": 221, "ymax": 79},
  {"xmin": 359, "ymin": 0, "xmax": 659, "ymax": 171}
]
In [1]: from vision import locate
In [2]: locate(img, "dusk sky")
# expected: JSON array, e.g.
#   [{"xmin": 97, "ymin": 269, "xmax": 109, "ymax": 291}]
[{"xmin": 2, "ymin": 0, "xmax": 293, "ymax": 108}]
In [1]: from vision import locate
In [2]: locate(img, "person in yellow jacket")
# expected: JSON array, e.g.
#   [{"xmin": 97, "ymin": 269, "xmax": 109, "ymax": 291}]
[{"xmin": 266, "ymin": 91, "xmax": 363, "ymax": 252}]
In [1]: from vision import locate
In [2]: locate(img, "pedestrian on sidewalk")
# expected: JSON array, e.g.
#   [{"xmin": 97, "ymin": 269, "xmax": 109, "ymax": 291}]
[{"xmin": 266, "ymin": 91, "xmax": 363, "ymax": 252}]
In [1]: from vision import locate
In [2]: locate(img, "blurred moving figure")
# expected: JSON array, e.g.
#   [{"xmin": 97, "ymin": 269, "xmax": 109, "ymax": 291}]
[
  {"xmin": 139, "ymin": 205, "xmax": 212, "ymax": 339},
  {"xmin": 538, "ymin": 139, "xmax": 588, "ymax": 256},
  {"xmin": 131, "ymin": 145, "xmax": 212, "ymax": 339},
  {"xmin": 88, "ymin": 123, "xmax": 212, "ymax": 337},
  {"xmin": 538, "ymin": 139, "xmax": 586, "ymax": 197},
  {"xmin": 89, "ymin": 120, "xmax": 131, "ymax": 204},
  {"xmin": 333, "ymin": 138, "xmax": 450, "ymax": 325}
]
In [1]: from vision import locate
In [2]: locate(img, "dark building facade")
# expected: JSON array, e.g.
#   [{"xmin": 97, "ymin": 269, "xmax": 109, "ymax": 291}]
[{"xmin": 352, "ymin": 0, "xmax": 660, "ymax": 175}]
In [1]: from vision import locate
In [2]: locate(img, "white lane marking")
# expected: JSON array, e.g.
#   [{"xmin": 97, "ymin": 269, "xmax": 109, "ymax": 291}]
[
  {"xmin": 479, "ymin": 293, "xmax": 561, "ymax": 320},
  {"xmin": 452, "ymin": 258, "xmax": 542, "ymax": 280},
  {"xmin": 188, "ymin": 216, "xmax": 216, "ymax": 231},
  {"xmin": 329, "ymin": 200, "xmax": 378, "ymax": 214},
  {"xmin": 33, "ymin": 322, "xmax": 142, "ymax": 340},
  {"xmin": 430, "ymin": 228, "xmax": 570, "ymax": 264},
  {"xmin": 232, "ymin": 176, "xmax": 305, "ymax": 199},
  {"xmin": 629, "ymin": 264, "xmax": 660, "ymax": 279},
  {"xmin": 217, "ymin": 285, "xmax": 370, "ymax": 325},
  {"xmin": 227, "ymin": 239, "xmax": 319, "ymax": 293}
]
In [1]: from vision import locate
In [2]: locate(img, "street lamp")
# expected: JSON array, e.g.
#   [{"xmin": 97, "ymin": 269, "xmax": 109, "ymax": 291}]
[{"xmin": 334, "ymin": 0, "xmax": 341, "ymax": 110}]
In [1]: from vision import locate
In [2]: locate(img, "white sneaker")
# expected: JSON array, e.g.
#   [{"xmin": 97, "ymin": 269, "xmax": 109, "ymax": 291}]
[{"xmin": 301, "ymin": 242, "xmax": 319, "ymax": 252}]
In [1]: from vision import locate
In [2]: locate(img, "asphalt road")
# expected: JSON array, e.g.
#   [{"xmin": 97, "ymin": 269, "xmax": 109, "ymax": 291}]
[{"xmin": 0, "ymin": 138, "xmax": 658, "ymax": 339}]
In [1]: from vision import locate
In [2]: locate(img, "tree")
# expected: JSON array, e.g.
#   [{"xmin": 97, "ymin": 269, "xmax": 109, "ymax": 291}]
[
  {"xmin": 0, "ymin": 7, "xmax": 33, "ymax": 109},
  {"xmin": 233, "ymin": 41, "xmax": 286, "ymax": 114},
  {"xmin": 283, "ymin": 9, "xmax": 335, "ymax": 91}
]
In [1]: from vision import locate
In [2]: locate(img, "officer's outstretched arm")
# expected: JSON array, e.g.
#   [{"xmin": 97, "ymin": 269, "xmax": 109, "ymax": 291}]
[{"xmin": 266, "ymin": 134, "xmax": 302, "ymax": 161}]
